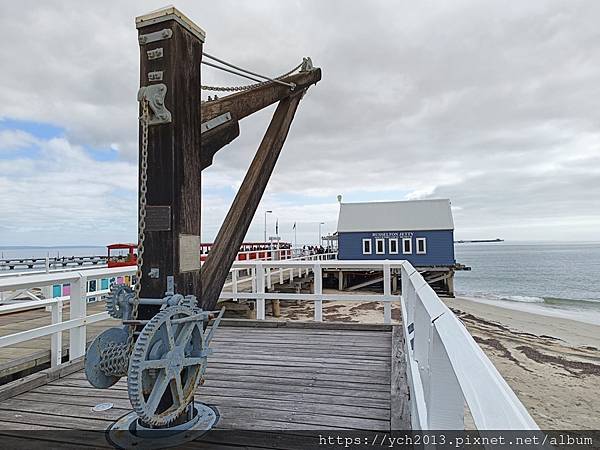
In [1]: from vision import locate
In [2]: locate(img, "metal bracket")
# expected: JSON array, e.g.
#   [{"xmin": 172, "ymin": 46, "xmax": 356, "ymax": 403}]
[
  {"xmin": 137, "ymin": 84, "xmax": 172, "ymax": 125},
  {"xmin": 148, "ymin": 71, "xmax": 164, "ymax": 82},
  {"xmin": 139, "ymin": 28, "xmax": 172, "ymax": 45},
  {"xmin": 200, "ymin": 112, "xmax": 232, "ymax": 134},
  {"xmin": 166, "ymin": 276, "xmax": 174, "ymax": 296},
  {"xmin": 300, "ymin": 57, "xmax": 314, "ymax": 72},
  {"xmin": 146, "ymin": 48, "xmax": 163, "ymax": 60}
]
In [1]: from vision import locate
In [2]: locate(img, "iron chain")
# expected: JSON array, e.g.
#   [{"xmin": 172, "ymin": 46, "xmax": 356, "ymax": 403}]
[
  {"xmin": 201, "ymin": 61, "xmax": 303, "ymax": 92},
  {"xmin": 127, "ymin": 99, "xmax": 149, "ymax": 354}
]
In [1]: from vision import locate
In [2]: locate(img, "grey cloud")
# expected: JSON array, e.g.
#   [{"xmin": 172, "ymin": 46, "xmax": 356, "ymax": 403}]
[{"xmin": 1, "ymin": 0, "xmax": 599, "ymax": 242}]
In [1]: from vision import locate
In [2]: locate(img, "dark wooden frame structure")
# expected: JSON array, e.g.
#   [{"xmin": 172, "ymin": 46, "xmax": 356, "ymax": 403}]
[{"xmin": 135, "ymin": 7, "xmax": 321, "ymax": 314}]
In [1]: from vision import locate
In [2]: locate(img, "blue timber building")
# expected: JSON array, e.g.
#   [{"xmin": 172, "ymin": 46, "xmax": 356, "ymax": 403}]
[{"xmin": 337, "ymin": 199, "xmax": 455, "ymax": 267}]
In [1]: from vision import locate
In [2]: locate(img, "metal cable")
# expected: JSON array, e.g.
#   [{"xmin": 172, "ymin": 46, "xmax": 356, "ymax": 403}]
[
  {"xmin": 203, "ymin": 52, "xmax": 296, "ymax": 89},
  {"xmin": 201, "ymin": 60, "xmax": 265, "ymax": 84},
  {"xmin": 201, "ymin": 61, "xmax": 303, "ymax": 92}
]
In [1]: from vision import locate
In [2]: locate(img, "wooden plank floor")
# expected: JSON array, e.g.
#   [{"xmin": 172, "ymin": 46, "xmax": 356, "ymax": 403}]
[{"xmin": 0, "ymin": 325, "xmax": 400, "ymax": 448}]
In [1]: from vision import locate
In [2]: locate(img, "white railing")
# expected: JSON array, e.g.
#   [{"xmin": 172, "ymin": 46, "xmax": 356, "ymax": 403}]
[
  {"xmin": 220, "ymin": 258, "xmax": 539, "ymax": 431},
  {"xmin": 0, "ymin": 247, "xmax": 306, "ymax": 303},
  {"xmin": 0, "ymin": 250, "xmax": 332, "ymax": 368},
  {"xmin": 400, "ymin": 262, "xmax": 539, "ymax": 430},
  {"xmin": 0, "ymin": 255, "xmax": 538, "ymax": 431},
  {"xmin": 0, "ymin": 267, "xmax": 136, "ymax": 367},
  {"xmin": 220, "ymin": 257, "xmax": 394, "ymax": 322}
]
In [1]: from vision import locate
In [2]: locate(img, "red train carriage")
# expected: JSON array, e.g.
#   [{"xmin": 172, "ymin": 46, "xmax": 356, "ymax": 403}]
[
  {"xmin": 107, "ymin": 243, "xmax": 138, "ymax": 268},
  {"xmin": 200, "ymin": 242, "xmax": 292, "ymax": 262}
]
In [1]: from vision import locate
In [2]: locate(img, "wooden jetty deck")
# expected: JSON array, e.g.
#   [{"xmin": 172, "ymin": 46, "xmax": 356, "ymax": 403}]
[{"xmin": 0, "ymin": 322, "xmax": 408, "ymax": 447}]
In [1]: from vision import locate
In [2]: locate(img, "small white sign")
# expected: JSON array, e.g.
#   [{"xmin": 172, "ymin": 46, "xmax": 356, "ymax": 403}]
[{"xmin": 179, "ymin": 234, "xmax": 201, "ymax": 272}]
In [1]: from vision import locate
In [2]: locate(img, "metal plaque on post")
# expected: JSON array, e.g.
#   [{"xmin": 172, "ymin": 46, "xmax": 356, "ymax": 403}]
[
  {"xmin": 179, "ymin": 234, "xmax": 201, "ymax": 272},
  {"xmin": 145, "ymin": 206, "xmax": 171, "ymax": 231}
]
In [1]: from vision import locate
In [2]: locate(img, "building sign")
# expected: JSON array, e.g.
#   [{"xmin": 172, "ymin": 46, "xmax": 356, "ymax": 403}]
[{"xmin": 371, "ymin": 232, "xmax": 414, "ymax": 238}]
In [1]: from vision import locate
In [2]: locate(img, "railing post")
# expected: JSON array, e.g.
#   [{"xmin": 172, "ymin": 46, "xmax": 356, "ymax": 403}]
[
  {"xmin": 401, "ymin": 264, "xmax": 415, "ymax": 326},
  {"xmin": 314, "ymin": 262, "xmax": 323, "ymax": 321},
  {"xmin": 50, "ymin": 299, "xmax": 63, "ymax": 367},
  {"xmin": 266, "ymin": 267, "xmax": 272, "ymax": 289},
  {"xmin": 69, "ymin": 274, "xmax": 87, "ymax": 360},
  {"xmin": 427, "ymin": 324, "xmax": 464, "ymax": 429},
  {"xmin": 256, "ymin": 262, "xmax": 265, "ymax": 320},
  {"xmin": 251, "ymin": 267, "xmax": 257, "ymax": 293},
  {"xmin": 232, "ymin": 269, "xmax": 238, "ymax": 302},
  {"xmin": 383, "ymin": 262, "xmax": 391, "ymax": 324},
  {"xmin": 279, "ymin": 267, "xmax": 284, "ymax": 284}
]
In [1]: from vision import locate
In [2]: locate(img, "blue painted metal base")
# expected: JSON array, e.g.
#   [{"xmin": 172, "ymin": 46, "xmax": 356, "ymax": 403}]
[{"xmin": 106, "ymin": 402, "xmax": 219, "ymax": 449}]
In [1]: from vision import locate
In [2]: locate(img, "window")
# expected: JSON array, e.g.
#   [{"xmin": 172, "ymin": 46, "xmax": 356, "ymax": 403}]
[
  {"xmin": 416, "ymin": 237, "xmax": 427, "ymax": 254},
  {"xmin": 375, "ymin": 238, "xmax": 385, "ymax": 254},
  {"xmin": 389, "ymin": 238, "xmax": 398, "ymax": 254},
  {"xmin": 362, "ymin": 238, "xmax": 372, "ymax": 255},
  {"xmin": 402, "ymin": 237, "xmax": 412, "ymax": 254}
]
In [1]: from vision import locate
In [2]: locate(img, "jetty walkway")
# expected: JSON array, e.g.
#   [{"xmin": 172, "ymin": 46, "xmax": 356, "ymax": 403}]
[
  {"xmin": 0, "ymin": 322, "xmax": 404, "ymax": 439},
  {"xmin": 0, "ymin": 257, "xmax": 539, "ymax": 435}
]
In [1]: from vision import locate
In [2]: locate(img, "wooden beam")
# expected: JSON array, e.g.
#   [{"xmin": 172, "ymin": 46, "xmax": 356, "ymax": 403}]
[
  {"xmin": 136, "ymin": 14, "xmax": 203, "ymax": 307},
  {"xmin": 202, "ymin": 69, "xmax": 321, "ymax": 123},
  {"xmin": 200, "ymin": 94, "xmax": 303, "ymax": 310},
  {"xmin": 347, "ymin": 276, "xmax": 384, "ymax": 292},
  {"xmin": 198, "ymin": 69, "xmax": 321, "ymax": 171},
  {"xmin": 391, "ymin": 326, "xmax": 411, "ymax": 430},
  {"xmin": 425, "ymin": 272, "xmax": 451, "ymax": 284},
  {"xmin": 200, "ymin": 120, "xmax": 240, "ymax": 170}
]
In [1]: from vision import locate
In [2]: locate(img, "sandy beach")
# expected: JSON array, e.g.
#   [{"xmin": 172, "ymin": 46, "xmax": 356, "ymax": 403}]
[
  {"xmin": 445, "ymin": 297, "xmax": 600, "ymax": 429},
  {"xmin": 266, "ymin": 293, "xmax": 600, "ymax": 430}
]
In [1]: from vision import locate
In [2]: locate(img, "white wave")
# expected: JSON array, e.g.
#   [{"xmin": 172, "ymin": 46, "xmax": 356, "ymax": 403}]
[
  {"xmin": 461, "ymin": 291, "xmax": 545, "ymax": 304},
  {"xmin": 501, "ymin": 295, "xmax": 545, "ymax": 303}
]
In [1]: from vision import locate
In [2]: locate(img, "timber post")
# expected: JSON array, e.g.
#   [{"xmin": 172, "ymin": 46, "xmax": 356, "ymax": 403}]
[{"xmin": 135, "ymin": 8, "xmax": 204, "ymax": 308}]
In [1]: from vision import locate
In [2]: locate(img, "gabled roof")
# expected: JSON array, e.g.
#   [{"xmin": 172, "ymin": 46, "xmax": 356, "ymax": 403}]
[{"xmin": 337, "ymin": 199, "xmax": 454, "ymax": 232}]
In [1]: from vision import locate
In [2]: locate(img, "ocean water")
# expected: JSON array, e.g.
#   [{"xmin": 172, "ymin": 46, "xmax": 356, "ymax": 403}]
[{"xmin": 454, "ymin": 242, "xmax": 600, "ymax": 325}]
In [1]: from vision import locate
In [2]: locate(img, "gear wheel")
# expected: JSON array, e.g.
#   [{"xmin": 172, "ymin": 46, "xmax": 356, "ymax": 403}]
[
  {"xmin": 178, "ymin": 295, "xmax": 198, "ymax": 310},
  {"xmin": 106, "ymin": 284, "xmax": 133, "ymax": 319},
  {"xmin": 128, "ymin": 305, "xmax": 207, "ymax": 427}
]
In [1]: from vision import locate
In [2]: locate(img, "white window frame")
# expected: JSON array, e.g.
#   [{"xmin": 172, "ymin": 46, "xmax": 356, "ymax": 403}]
[
  {"xmin": 416, "ymin": 237, "xmax": 427, "ymax": 254},
  {"xmin": 362, "ymin": 238, "xmax": 372, "ymax": 255},
  {"xmin": 375, "ymin": 238, "xmax": 385, "ymax": 255},
  {"xmin": 389, "ymin": 238, "xmax": 399, "ymax": 255},
  {"xmin": 402, "ymin": 237, "xmax": 412, "ymax": 254}
]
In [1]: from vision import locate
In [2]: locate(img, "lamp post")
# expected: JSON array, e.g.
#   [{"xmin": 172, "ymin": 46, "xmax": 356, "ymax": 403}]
[
  {"xmin": 264, "ymin": 210, "xmax": 272, "ymax": 242},
  {"xmin": 318, "ymin": 222, "xmax": 325, "ymax": 246}
]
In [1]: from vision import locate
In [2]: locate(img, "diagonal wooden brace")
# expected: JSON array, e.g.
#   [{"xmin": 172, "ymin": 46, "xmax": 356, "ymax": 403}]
[{"xmin": 200, "ymin": 93, "xmax": 303, "ymax": 310}]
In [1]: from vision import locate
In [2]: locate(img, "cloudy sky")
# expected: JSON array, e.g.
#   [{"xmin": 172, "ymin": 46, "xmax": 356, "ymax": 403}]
[{"xmin": 1, "ymin": 0, "xmax": 599, "ymax": 246}]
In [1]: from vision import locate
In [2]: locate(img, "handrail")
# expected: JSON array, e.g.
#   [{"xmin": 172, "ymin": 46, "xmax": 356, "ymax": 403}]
[
  {"xmin": 399, "ymin": 262, "xmax": 539, "ymax": 430},
  {"xmin": 0, "ymin": 254, "xmax": 538, "ymax": 431}
]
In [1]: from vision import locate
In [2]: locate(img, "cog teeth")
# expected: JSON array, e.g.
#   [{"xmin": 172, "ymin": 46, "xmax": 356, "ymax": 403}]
[{"xmin": 127, "ymin": 305, "xmax": 202, "ymax": 427}]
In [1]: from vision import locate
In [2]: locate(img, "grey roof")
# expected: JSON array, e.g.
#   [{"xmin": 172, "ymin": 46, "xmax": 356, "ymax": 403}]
[{"xmin": 337, "ymin": 199, "xmax": 454, "ymax": 232}]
